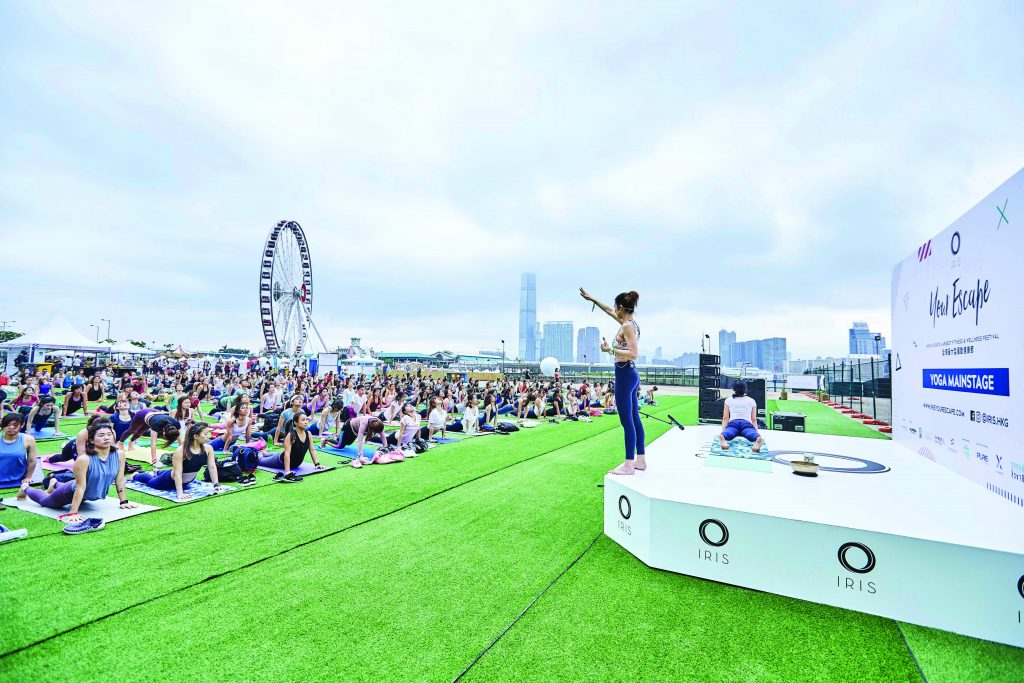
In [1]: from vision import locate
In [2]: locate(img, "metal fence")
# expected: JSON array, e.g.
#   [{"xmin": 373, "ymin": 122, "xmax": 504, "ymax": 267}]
[
  {"xmin": 497, "ymin": 362, "xmax": 700, "ymax": 387},
  {"xmin": 814, "ymin": 355, "xmax": 892, "ymax": 424}
]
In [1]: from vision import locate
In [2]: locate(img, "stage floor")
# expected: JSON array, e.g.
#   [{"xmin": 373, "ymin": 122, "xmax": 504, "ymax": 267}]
[
  {"xmin": 603, "ymin": 425, "xmax": 1024, "ymax": 647},
  {"xmin": 616, "ymin": 425, "xmax": 1023, "ymax": 555}
]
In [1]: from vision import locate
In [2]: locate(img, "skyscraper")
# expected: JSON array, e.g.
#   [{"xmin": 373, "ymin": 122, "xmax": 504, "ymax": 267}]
[
  {"xmin": 849, "ymin": 322, "xmax": 886, "ymax": 355},
  {"xmin": 540, "ymin": 321, "xmax": 574, "ymax": 362},
  {"xmin": 654, "ymin": 346, "xmax": 663, "ymax": 361},
  {"xmin": 718, "ymin": 329, "xmax": 736, "ymax": 366},
  {"xmin": 726, "ymin": 335, "xmax": 788, "ymax": 372},
  {"xmin": 577, "ymin": 327, "xmax": 600, "ymax": 363},
  {"xmin": 518, "ymin": 273, "xmax": 536, "ymax": 361}
]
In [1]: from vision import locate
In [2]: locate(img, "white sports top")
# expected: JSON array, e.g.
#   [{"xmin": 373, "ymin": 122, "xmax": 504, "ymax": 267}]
[{"xmin": 725, "ymin": 395, "xmax": 757, "ymax": 423}]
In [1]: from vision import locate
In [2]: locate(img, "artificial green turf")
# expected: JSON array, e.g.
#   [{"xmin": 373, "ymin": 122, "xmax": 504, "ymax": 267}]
[
  {"xmin": 898, "ymin": 622, "xmax": 1024, "ymax": 683},
  {"xmin": 767, "ymin": 399, "xmax": 890, "ymax": 440},
  {"xmin": 0, "ymin": 399, "xmax": 689, "ymax": 657},
  {"xmin": 462, "ymin": 536, "xmax": 924, "ymax": 682},
  {"xmin": 0, "ymin": 394, "xmax": 1018, "ymax": 682}
]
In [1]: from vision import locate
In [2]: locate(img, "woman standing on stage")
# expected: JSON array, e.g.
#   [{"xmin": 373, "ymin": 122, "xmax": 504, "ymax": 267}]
[{"xmin": 580, "ymin": 288, "xmax": 646, "ymax": 475}]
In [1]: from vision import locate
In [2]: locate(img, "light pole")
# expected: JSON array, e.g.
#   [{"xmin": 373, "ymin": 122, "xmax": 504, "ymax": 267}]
[
  {"xmin": 102, "ymin": 318, "xmax": 111, "ymax": 342},
  {"xmin": 873, "ymin": 334, "xmax": 881, "ymax": 356},
  {"xmin": 89, "ymin": 324, "xmax": 99, "ymax": 342},
  {"xmin": 0, "ymin": 320, "xmax": 14, "ymax": 332},
  {"xmin": 500, "ymin": 340, "xmax": 505, "ymax": 376}
]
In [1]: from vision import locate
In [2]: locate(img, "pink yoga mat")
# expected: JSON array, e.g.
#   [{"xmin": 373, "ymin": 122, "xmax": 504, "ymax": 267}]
[{"xmin": 41, "ymin": 457, "xmax": 74, "ymax": 472}]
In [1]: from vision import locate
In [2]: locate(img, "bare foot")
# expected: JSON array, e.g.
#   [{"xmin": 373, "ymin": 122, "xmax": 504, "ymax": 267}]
[
  {"xmin": 718, "ymin": 436, "xmax": 730, "ymax": 450},
  {"xmin": 609, "ymin": 461, "xmax": 635, "ymax": 476},
  {"xmin": 752, "ymin": 437, "xmax": 763, "ymax": 453},
  {"xmin": 634, "ymin": 455, "xmax": 647, "ymax": 471}
]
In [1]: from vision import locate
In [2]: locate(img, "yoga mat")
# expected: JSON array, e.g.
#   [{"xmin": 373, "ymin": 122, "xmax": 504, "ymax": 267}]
[
  {"xmin": 256, "ymin": 462, "xmax": 336, "ymax": 476},
  {"xmin": 27, "ymin": 428, "xmax": 70, "ymax": 441},
  {"xmin": 0, "ymin": 496, "xmax": 158, "ymax": 522},
  {"xmin": 431, "ymin": 437, "xmax": 460, "ymax": 444},
  {"xmin": 0, "ymin": 478, "xmax": 23, "ymax": 489},
  {"xmin": 704, "ymin": 455, "xmax": 773, "ymax": 473},
  {"xmin": 708, "ymin": 437, "xmax": 770, "ymax": 460},
  {"xmin": 126, "ymin": 478, "xmax": 236, "ymax": 503},
  {"xmin": 41, "ymin": 457, "xmax": 74, "ymax": 472},
  {"xmin": 315, "ymin": 443, "xmax": 379, "ymax": 459},
  {"xmin": 124, "ymin": 449, "xmax": 174, "ymax": 464}
]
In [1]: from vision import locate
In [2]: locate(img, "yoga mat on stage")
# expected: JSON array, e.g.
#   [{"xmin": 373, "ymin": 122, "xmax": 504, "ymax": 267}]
[
  {"xmin": 315, "ymin": 443, "xmax": 379, "ymax": 459},
  {"xmin": 126, "ymin": 478, "xmax": 235, "ymax": 503},
  {"xmin": 41, "ymin": 457, "xmax": 74, "ymax": 472},
  {"xmin": 708, "ymin": 438, "xmax": 770, "ymax": 460},
  {"xmin": 704, "ymin": 455, "xmax": 773, "ymax": 473},
  {"xmin": 256, "ymin": 462, "xmax": 336, "ymax": 476},
  {"xmin": 0, "ymin": 496, "xmax": 158, "ymax": 522}
]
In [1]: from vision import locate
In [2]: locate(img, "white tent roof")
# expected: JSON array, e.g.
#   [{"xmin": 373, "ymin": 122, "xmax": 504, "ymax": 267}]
[
  {"xmin": 108, "ymin": 343, "xmax": 157, "ymax": 355},
  {"xmin": 0, "ymin": 314, "xmax": 113, "ymax": 353}
]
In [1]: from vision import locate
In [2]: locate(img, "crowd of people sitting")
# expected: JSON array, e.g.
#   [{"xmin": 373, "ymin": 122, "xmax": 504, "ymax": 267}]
[{"xmin": 0, "ymin": 360, "xmax": 660, "ymax": 508}]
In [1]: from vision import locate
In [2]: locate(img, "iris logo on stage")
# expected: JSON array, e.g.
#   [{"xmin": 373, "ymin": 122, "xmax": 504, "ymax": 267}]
[
  {"xmin": 698, "ymin": 519, "xmax": 729, "ymax": 547},
  {"xmin": 838, "ymin": 542, "xmax": 876, "ymax": 573},
  {"xmin": 697, "ymin": 519, "xmax": 729, "ymax": 565},
  {"xmin": 837, "ymin": 542, "xmax": 877, "ymax": 594},
  {"xmin": 618, "ymin": 495, "xmax": 631, "ymax": 520},
  {"xmin": 1017, "ymin": 575, "xmax": 1023, "ymax": 600}
]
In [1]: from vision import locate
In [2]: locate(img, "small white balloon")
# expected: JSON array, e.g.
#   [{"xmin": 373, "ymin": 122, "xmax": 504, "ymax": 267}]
[{"xmin": 540, "ymin": 357, "xmax": 559, "ymax": 377}]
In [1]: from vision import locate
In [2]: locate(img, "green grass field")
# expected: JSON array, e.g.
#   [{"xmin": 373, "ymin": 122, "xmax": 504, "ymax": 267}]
[{"xmin": 0, "ymin": 396, "xmax": 1020, "ymax": 681}]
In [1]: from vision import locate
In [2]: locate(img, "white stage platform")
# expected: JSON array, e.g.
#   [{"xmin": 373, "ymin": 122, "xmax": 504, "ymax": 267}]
[{"xmin": 603, "ymin": 426, "xmax": 1024, "ymax": 647}]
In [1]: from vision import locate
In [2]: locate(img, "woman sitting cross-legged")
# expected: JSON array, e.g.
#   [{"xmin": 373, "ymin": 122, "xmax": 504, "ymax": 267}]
[
  {"xmin": 258, "ymin": 412, "xmax": 324, "ymax": 483},
  {"xmin": 17, "ymin": 421, "xmax": 138, "ymax": 524},
  {"xmin": 131, "ymin": 422, "xmax": 225, "ymax": 501}
]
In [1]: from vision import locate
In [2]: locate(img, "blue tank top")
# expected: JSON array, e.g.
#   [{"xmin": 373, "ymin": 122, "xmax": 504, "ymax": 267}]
[
  {"xmin": 0, "ymin": 433, "xmax": 27, "ymax": 483},
  {"xmin": 73, "ymin": 451, "xmax": 121, "ymax": 501},
  {"xmin": 110, "ymin": 412, "xmax": 134, "ymax": 441}
]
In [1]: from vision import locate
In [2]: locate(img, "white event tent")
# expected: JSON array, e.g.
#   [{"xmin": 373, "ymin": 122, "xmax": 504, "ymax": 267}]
[{"xmin": 0, "ymin": 314, "xmax": 156, "ymax": 358}]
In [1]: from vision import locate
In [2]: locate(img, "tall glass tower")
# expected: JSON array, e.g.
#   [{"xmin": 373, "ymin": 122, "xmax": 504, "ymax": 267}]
[{"xmin": 518, "ymin": 273, "xmax": 537, "ymax": 361}]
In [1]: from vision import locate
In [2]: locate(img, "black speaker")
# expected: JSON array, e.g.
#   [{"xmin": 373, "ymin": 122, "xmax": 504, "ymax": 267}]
[
  {"xmin": 698, "ymin": 398, "xmax": 725, "ymax": 421},
  {"xmin": 699, "ymin": 375, "xmax": 720, "ymax": 389},
  {"xmin": 700, "ymin": 388, "xmax": 720, "ymax": 402},
  {"xmin": 699, "ymin": 353, "xmax": 720, "ymax": 366},
  {"xmin": 700, "ymin": 365, "xmax": 720, "ymax": 378}
]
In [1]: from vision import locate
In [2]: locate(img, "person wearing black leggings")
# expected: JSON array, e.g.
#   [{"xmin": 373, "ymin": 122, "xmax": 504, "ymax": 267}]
[{"xmin": 580, "ymin": 288, "xmax": 645, "ymax": 475}]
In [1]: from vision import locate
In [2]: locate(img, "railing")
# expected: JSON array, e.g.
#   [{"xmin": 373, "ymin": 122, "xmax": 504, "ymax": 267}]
[
  {"xmin": 813, "ymin": 355, "xmax": 892, "ymax": 424},
  {"xmin": 496, "ymin": 362, "xmax": 700, "ymax": 387}
]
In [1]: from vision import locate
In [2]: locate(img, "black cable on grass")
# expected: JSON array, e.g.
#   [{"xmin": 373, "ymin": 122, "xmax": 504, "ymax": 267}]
[
  {"xmin": 452, "ymin": 530, "xmax": 603, "ymax": 683},
  {"xmin": 896, "ymin": 622, "xmax": 930, "ymax": 683},
  {"xmin": 0, "ymin": 410, "xmax": 676, "ymax": 661}
]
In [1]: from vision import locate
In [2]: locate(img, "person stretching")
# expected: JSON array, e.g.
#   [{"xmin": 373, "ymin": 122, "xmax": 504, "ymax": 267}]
[
  {"xmin": 62, "ymin": 384, "xmax": 87, "ymax": 416},
  {"xmin": 427, "ymin": 398, "xmax": 448, "ymax": 440},
  {"xmin": 719, "ymin": 381, "xmax": 763, "ymax": 453},
  {"xmin": 209, "ymin": 401, "xmax": 252, "ymax": 453},
  {"xmin": 0, "ymin": 413, "xmax": 37, "ymax": 489},
  {"xmin": 18, "ymin": 421, "xmax": 137, "ymax": 524},
  {"xmin": 461, "ymin": 396, "xmax": 480, "ymax": 435},
  {"xmin": 131, "ymin": 422, "xmax": 224, "ymax": 501},
  {"xmin": 324, "ymin": 415, "xmax": 387, "ymax": 469},
  {"xmin": 386, "ymin": 403, "xmax": 426, "ymax": 450},
  {"xmin": 581, "ymin": 288, "xmax": 646, "ymax": 475},
  {"xmin": 259, "ymin": 412, "xmax": 324, "ymax": 483},
  {"xmin": 118, "ymin": 408, "xmax": 182, "ymax": 467},
  {"xmin": 23, "ymin": 396, "xmax": 61, "ymax": 436}
]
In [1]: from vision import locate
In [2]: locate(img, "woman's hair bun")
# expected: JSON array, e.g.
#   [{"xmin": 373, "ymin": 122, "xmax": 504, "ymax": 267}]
[{"xmin": 615, "ymin": 290, "xmax": 639, "ymax": 312}]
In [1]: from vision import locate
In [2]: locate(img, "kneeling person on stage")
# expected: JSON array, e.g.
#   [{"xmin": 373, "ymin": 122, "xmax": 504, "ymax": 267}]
[{"xmin": 719, "ymin": 381, "xmax": 763, "ymax": 453}]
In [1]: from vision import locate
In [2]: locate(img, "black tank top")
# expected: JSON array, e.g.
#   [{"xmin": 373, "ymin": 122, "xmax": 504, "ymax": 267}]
[
  {"xmin": 288, "ymin": 430, "xmax": 311, "ymax": 466},
  {"xmin": 182, "ymin": 447, "xmax": 207, "ymax": 474},
  {"xmin": 87, "ymin": 386, "xmax": 103, "ymax": 401}
]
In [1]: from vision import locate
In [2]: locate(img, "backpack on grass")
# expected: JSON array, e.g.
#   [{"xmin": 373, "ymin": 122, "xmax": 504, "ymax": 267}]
[{"xmin": 204, "ymin": 458, "xmax": 242, "ymax": 483}]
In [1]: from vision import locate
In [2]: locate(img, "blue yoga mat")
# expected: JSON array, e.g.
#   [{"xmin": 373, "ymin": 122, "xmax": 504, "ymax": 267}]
[
  {"xmin": 708, "ymin": 437, "xmax": 770, "ymax": 460},
  {"xmin": 432, "ymin": 437, "xmax": 460, "ymax": 444},
  {"xmin": 315, "ymin": 443, "xmax": 379, "ymax": 459}
]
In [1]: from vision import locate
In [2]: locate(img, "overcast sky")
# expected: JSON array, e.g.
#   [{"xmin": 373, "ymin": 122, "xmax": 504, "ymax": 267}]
[{"xmin": 1, "ymin": 1, "xmax": 1022, "ymax": 359}]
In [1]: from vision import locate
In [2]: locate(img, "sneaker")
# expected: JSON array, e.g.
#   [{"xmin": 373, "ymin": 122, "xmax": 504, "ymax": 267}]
[
  {"xmin": 273, "ymin": 472, "xmax": 284, "ymax": 481},
  {"xmin": 359, "ymin": 456, "xmax": 372, "ymax": 465},
  {"xmin": 350, "ymin": 458, "xmax": 363, "ymax": 469},
  {"xmin": 280, "ymin": 472, "xmax": 302, "ymax": 483},
  {"xmin": 238, "ymin": 474, "xmax": 256, "ymax": 486},
  {"xmin": 63, "ymin": 518, "xmax": 105, "ymax": 535}
]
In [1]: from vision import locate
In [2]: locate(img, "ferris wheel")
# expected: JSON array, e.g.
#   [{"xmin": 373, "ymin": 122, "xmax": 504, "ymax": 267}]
[{"xmin": 259, "ymin": 220, "xmax": 328, "ymax": 357}]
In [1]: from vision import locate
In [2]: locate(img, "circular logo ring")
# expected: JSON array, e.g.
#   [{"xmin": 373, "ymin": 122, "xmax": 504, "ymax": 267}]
[
  {"xmin": 772, "ymin": 451, "xmax": 890, "ymax": 474},
  {"xmin": 698, "ymin": 518, "xmax": 729, "ymax": 547},
  {"xmin": 951, "ymin": 231, "xmax": 961, "ymax": 255},
  {"xmin": 838, "ymin": 542, "xmax": 876, "ymax": 574},
  {"xmin": 618, "ymin": 495, "xmax": 631, "ymax": 520},
  {"xmin": 1017, "ymin": 574, "xmax": 1024, "ymax": 600}
]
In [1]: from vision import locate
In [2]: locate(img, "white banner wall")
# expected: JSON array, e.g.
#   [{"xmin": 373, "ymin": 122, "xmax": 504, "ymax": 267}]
[{"xmin": 891, "ymin": 168, "xmax": 1023, "ymax": 507}]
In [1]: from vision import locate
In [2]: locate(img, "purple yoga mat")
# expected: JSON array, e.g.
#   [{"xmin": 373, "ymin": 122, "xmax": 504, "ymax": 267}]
[
  {"xmin": 256, "ymin": 461, "xmax": 336, "ymax": 476},
  {"xmin": 41, "ymin": 457, "xmax": 74, "ymax": 472}
]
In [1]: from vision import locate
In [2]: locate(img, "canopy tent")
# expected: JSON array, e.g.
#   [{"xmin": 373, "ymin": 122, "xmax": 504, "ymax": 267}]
[
  {"xmin": 0, "ymin": 314, "xmax": 112, "ymax": 353},
  {"xmin": 108, "ymin": 343, "xmax": 158, "ymax": 355}
]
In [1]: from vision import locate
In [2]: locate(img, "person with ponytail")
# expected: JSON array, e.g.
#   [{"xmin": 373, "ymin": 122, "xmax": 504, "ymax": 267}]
[
  {"xmin": 132, "ymin": 422, "xmax": 224, "ymax": 501},
  {"xmin": 579, "ymin": 288, "xmax": 646, "ymax": 475},
  {"xmin": 258, "ymin": 411, "xmax": 324, "ymax": 483},
  {"xmin": 18, "ymin": 421, "xmax": 137, "ymax": 523}
]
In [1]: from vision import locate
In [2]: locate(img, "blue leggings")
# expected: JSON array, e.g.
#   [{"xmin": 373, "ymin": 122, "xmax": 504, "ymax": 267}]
[
  {"xmin": 132, "ymin": 470, "xmax": 177, "ymax": 490},
  {"xmin": 722, "ymin": 419, "xmax": 759, "ymax": 442},
  {"xmin": 614, "ymin": 362, "xmax": 645, "ymax": 460}
]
